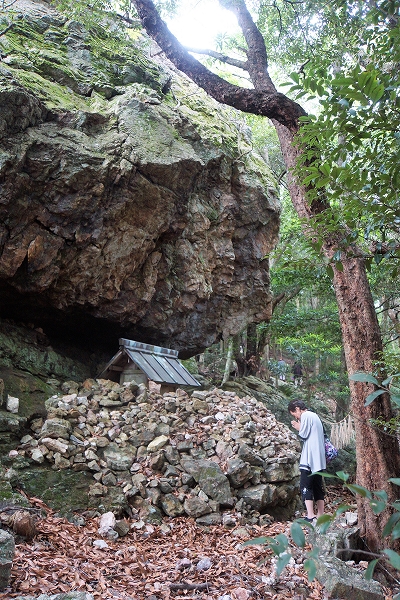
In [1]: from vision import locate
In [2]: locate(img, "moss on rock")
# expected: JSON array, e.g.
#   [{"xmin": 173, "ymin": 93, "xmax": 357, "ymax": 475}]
[{"xmin": 16, "ymin": 468, "xmax": 93, "ymax": 514}]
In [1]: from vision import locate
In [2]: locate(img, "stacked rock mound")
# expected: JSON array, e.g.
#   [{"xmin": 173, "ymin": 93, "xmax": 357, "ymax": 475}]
[{"xmin": 11, "ymin": 379, "xmax": 301, "ymax": 525}]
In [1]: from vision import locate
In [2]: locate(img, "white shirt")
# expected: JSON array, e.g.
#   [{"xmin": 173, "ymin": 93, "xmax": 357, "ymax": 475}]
[{"xmin": 298, "ymin": 410, "xmax": 326, "ymax": 472}]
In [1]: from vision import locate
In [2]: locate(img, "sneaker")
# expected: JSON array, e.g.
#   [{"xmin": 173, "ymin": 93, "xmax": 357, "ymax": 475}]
[{"xmin": 304, "ymin": 517, "xmax": 316, "ymax": 523}]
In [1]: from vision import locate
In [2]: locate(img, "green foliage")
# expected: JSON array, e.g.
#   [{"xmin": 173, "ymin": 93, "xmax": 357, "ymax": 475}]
[
  {"xmin": 349, "ymin": 370, "xmax": 400, "ymax": 442},
  {"xmin": 350, "ymin": 371, "xmax": 400, "ymax": 408},
  {"xmin": 153, "ymin": 0, "xmax": 179, "ymax": 18},
  {"xmin": 269, "ymin": 309, "xmax": 343, "ymax": 374},
  {"xmin": 259, "ymin": 191, "xmax": 346, "ymax": 396},
  {"xmin": 284, "ymin": 2, "xmax": 400, "ymax": 272},
  {"xmin": 54, "ymin": 0, "xmax": 114, "ymax": 29},
  {"xmin": 290, "ymin": 521, "xmax": 305, "ymax": 547},
  {"xmin": 370, "ymin": 415, "xmax": 400, "ymax": 436},
  {"xmin": 243, "ymin": 115, "xmax": 284, "ymax": 175},
  {"xmin": 277, "ymin": 332, "xmax": 342, "ymax": 358},
  {"xmin": 180, "ymin": 357, "xmax": 199, "ymax": 375},
  {"xmin": 255, "ymin": 0, "xmax": 345, "ymax": 72},
  {"xmin": 246, "ymin": 470, "xmax": 400, "ymax": 585}
]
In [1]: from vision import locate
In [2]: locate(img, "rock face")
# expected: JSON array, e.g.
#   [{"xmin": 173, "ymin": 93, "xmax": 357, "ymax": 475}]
[
  {"xmin": 309, "ymin": 524, "xmax": 384, "ymax": 600},
  {"xmin": 3, "ymin": 379, "xmax": 301, "ymax": 524},
  {"xmin": 0, "ymin": 529, "xmax": 15, "ymax": 591},
  {"xmin": 0, "ymin": 0, "xmax": 279, "ymax": 357}
]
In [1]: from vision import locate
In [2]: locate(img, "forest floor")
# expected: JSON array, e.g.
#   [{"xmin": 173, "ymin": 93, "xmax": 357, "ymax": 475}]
[{"xmin": 0, "ymin": 485, "xmax": 397, "ymax": 600}]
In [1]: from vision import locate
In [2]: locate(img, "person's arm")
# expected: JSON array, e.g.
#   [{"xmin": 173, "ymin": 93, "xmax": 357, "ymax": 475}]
[{"xmin": 298, "ymin": 413, "xmax": 312, "ymax": 440}]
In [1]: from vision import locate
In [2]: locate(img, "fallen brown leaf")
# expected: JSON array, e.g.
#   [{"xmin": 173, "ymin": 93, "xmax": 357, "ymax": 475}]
[{"xmin": 0, "ymin": 487, "xmax": 396, "ymax": 600}]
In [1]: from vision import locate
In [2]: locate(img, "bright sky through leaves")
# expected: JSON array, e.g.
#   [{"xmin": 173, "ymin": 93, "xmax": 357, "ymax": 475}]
[{"xmin": 165, "ymin": 0, "xmax": 239, "ymax": 49}]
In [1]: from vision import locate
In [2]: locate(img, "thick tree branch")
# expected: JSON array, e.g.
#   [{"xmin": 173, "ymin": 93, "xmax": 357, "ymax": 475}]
[
  {"xmin": 115, "ymin": 12, "xmax": 141, "ymax": 28},
  {"xmin": 218, "ymin": 0, "xmax": 275, "ymax": 92},
  {"xmin": 184, "ymin": 47, "xmax": 248, "ymax": 71},
  {"xmin": 132, "ymin": 0, "xmax": 306, "ymax": 131},
  {"xmin": 271, "ymin": 285, "xmax": 302, "ymax": 314}
]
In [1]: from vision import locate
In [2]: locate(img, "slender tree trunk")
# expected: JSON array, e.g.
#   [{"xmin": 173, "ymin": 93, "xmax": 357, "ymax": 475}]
[
  {"xmin": 221, "ymin": 337, "xmax": 234, "ymax": 385},
  {"xmin": 388, "ymin": 303, "xmax": 400, "ymax": 345},
  {"xmin": 246, "ymin": 322, "xmax": 259, "ymax": 375},
  {"xmin": 233, "ymin": 332, "xmax": 246, "ymax": 377},
  {"xmin": 379, "ymin": 296, "xmax": 389, "ymax": 338},
  {"xmin": 258, "ymin": 328, "xmax": 270, "ymax": 379},
  {"xmin": 314, "ymin": 352, "xmax": 320, "ymax": 377}
]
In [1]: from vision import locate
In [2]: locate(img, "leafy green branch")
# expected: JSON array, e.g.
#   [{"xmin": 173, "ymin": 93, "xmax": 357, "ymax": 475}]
[
  {"xmin": 244, "ymin": 471, "xmax": 400, "ymax": 593},
  {"xmin": 349, "ymin": 371, "xmax": 400, "ymax": 407}
]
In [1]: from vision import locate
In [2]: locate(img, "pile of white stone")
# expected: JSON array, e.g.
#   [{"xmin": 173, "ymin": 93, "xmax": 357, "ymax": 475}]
[{"xmin": 10, "ymin": 378, "xmax": 301, "ymax": 524}]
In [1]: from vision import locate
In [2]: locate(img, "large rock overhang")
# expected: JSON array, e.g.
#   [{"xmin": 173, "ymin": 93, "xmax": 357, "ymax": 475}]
[{"xmin": 0, "ymin": 0, "xmax": 280, "ymax": 357}]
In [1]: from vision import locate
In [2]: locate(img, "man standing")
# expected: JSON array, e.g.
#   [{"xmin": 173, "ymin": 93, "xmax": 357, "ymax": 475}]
[
  {"xmin": 288, "ymin": 399, "xmax": 326, "ymax": 522},
  {"xmin": 277, "ymin": 358, "xmax": 287, "ymax": 380},
  {"xmin": 292, "ymin": 362, "xmax": 303, "ymax": 387}
]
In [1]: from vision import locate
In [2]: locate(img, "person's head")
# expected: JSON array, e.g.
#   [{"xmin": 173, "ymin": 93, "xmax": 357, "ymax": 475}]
[{"xmin": 288, "ymin": 399, "xmax": 307, "ymax": 419}]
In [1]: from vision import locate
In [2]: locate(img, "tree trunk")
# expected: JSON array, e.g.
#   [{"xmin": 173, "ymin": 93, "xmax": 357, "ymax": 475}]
[
  {"xmin": 132, "ymin": 0, "xmax": 400, "ymax": 550},
  {"xmin": 388, "ymin": 304, "xmax": 400, "ymax": 345},
  {"xmin": 282, "ymin": 133, "xmax": 400, "ymax": 550},
  {"xmin": 221, "ymin": 337, "xmax": 234, "ymax": 385},
  {"xmin": 258, "ymin": 328, "xmax": 270, "ymax": 379},
  {"xmin": 246, "ymin": 323, "xmax": 259, "ymax": 375},
  {"xmin": 331, "ymin": 255, "xmax": 400, "ymax": 550},
  {"xmin": 314, "ymin": 352, "xmax": 320, "ymax": 377}
]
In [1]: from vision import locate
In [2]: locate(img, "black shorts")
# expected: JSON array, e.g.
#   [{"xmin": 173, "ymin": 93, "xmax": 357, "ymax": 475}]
[{"xmin": 300, "ymin": 469, "xmax": 324, "ymax": 502}]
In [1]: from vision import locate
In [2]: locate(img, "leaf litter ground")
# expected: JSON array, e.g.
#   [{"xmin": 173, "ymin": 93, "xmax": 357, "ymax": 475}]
[{"xmin": 0, "ymin": 485, "xmax": 396, "ymax": 600}]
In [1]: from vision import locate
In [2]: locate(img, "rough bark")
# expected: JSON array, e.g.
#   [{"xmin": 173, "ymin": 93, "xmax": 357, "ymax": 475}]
[
  {"xmin": 245, "ymin": 322, "xmax": 259, "ymax": 376},
  {"xmin": 133, "ymin": 0, "xmax": 306, "ymax": 130},
  {"xmin": 132, "ymin": 0, "xmax": 400, "ymax": 551},
  {"xmin": 332, "ymin": 256, "xmax": 400, "ymax": 548}
]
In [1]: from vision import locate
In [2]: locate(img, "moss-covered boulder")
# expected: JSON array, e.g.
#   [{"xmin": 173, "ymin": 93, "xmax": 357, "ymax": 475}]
[
  {"xmin": 0, "ymin": 0, "xmax": 279, "ymax": 359},
  {"xmin": 15, "ymin": 468, "xmax": 93, "ymax": 514}
]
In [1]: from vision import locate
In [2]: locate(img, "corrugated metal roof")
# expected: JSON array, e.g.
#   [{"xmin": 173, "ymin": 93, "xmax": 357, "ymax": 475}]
[
  {"xmin": 125, "ymin": 348, "xmax": 199, "ymax": 386},
  {"xmin": 120, "ymin": 339, "xmax": 179, "ymax": 358},
  {"xmin": 100, "ymin": 339, "xmax": 200, "ymax": 387}
]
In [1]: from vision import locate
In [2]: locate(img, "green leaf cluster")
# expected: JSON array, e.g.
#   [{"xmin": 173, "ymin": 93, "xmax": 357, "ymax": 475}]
[
  {"xmin": 350, "ymin": 371, "xmax": 400, "ymax": 407},
  {"xmin": 245, "ymin": 472, "xmax": 400, "ymax": 584},
  {"xmin": 250, "ymin": 0, "xmax": 400, "ymax": 275},
  {"xmin": 292, "ymin": 5, "xmax": 400, "ymax": 270}
]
